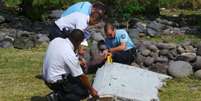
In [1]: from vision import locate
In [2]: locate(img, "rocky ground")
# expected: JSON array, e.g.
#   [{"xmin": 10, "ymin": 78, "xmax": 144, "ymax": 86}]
[{"xmin": 0, "ymin": 10, "xmax": 201, "ymax": 79}]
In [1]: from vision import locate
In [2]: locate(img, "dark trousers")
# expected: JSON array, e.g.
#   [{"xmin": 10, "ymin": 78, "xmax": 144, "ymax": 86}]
[
  {"xmin": 48, "ymin": 23, "xmax": 70, "ymax": 41},
  {"xmin": 112, "ymin": 48, "xmax": 136, "ymax": 65},
  {"xmin": 45, "ymin": 75, "xmax": 89, "ymax": 101}
]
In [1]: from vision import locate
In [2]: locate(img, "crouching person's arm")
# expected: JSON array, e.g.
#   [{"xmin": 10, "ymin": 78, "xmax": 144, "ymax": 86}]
[{"xmin": 79, "ymin": 74, "xmax": 99, "ymax": 97}]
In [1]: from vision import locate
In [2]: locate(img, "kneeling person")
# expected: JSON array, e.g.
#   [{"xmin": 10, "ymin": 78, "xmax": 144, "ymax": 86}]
[
  {"xmin": 42, "ymin": 29, "xmax": 98, "ymax": 101},
  {"xmin": 104, "ymin": 23, "xmax": 136, "ymax": 65}
]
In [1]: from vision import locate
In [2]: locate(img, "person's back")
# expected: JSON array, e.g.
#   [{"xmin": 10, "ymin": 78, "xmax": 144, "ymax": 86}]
[
  {"xmin": 61, "ymin": 1, "xmax": 92, "ymax": 17},
  {"xmin": 43, "ymin": 38, "xmax": 82, "ymax": 83}
]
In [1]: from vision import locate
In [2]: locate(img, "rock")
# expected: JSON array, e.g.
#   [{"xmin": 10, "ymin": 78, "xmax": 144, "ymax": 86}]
[
  {"xmin": 144, "ymin": 57, "xmax": 155, "ymax": 66},
  {"xmin": 0, "ymin": 15, "xmax": 5, "ymax": 24},
  {"xmin": 155, "ymin": 56, "xmax": 169, "ymax": 63},
  {"xmin": 128, "ymin": 29, "xmax": 140, "ymax": 39},
  {"xmin": 196, "ymin": 44, "xmax": 201, "ymax": 56},
  {"xmin": 159, "ymin": 49, "xmax": 169, "ymax": 56},
  {"xmin": 135, "ymin": 54, "xmax": 146, "ymax": 66},
  {"xmin": 151, "ymin": 63, "xmax": 169, "ymax": 74},
  {"xmin": 183, "ymin": 45, "xmax": 195, "ymax": 53},
  {"xmin": 156, "ymin": 43, "xmax": 176, "ymax": 49},
  {"xmin": 147, "ymin": 28, "xmax": 159, "ymax": 36},
  {"xmin": 167, "ymin": 49, "xmax": 178, "ymax": 60},
  {"xmin": 177, "ymin": 53, "xmax": 196, "ymax": 62},
  {"xmin": 147, "ymin": 21, "xmax": 164, "ymax": 32},
  {"xmin": 147, "ymin": 45, "xmax": 158, "ymax": 52},
  {"xmin": 193, "ymin": 56, "xmax": 201, "ymax": 71},
  {"xmin": 0, "ymin": 37, "xmax": 14, "ymax": 48},
  {"xmin": 135, "ymin": 22, "xmax": 146, "ymax": 32},
  {"xmin": 168, "ymin": 61, "xmax": 193, "ymax": 78},
  {"xmin": 194, "ymin": 70, "xmax": 201, "ymax": 79},
  {"xmin": 36, "ymin": 34, "xmax": 49, "ymax": 44},
  {"xmin": 141, "ymin": 49, "xmax": 151, "ymax": 56},
  {"xmin": 13, "ymin": 31, "xmax": 36, "ymax": 49},
  {"xmin": 131, "ymin": 62, "xmax": 140, "ymax": 67},
  {"xmin": 177, "ymin": 46, "xmax": 185, "ymax": 54},
  {"xmin": 49, "ymin": 10, "xmax": 63, "ymax": 18}
]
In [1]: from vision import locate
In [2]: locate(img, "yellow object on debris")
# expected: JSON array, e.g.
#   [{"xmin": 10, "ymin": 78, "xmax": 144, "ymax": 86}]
[{"xmin": 106, "ymin": 53, "xmax": 113, "ymax": 64}]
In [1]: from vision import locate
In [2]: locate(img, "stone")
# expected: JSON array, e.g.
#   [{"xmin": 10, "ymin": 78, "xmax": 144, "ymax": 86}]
[
  {"xmin": 0, "ymin": 15, "xmax": 5, "ymax": 24},
  {"xmin": 183, "ymin": 45, "xmax": 195, "ymax": 53},
  {"xmin": 128, "ymin": 29, "xmax": 140, "ymax": 39},
  {"xmin": 13, "ymin": 31, "xmax": 36, "ymax": 49},
  {"xmin": 0, "ymin": 37, "xmax": 14, "ymax": 48},
  {"xmin": 168, "ymin": 61, "xmax": 193, "ymax": 78},
  {"xmin": 49, "ymin": 10, "xmax": 63, "ymax": 18},
  {"xmin": 135, "ymin": 22, "xmax": 146, "ymax": 32},
  {"xmin": 194, "ymin": 70, "xmax": 201, "ymax": 79},
  {"xmin": 147, "ymin": 45, "xmax": 158, "ymax": 52},
  {"xmin": 147, "ymin": 28, "xmax": 159, "ymax": 36},
  {"xmin": 177, "ymin": 46, "xmax": 185, "ymax": 54},
  {"xmin": 159, "ymin": 49, "xmax": 169, "ymax": 56},
  {"xmin": 177, "ymin": 53, "xmax": 196, "ymax": 62},
  {"xmin": 167, "ymin": 49, "xmax": 178, "ymax": 60},
  {"xmin": 135, "ymin": 54, "xmax": 146, "ymax": 65},
  {"xmin": 155, "ymin": 56, "xmax": 169, "ymax": 63},
  {"xmin": 151, "ymin": 63, "xmax": 169, "ymax": 74},
  {"xmin": 193, "ymin": 56, "xmax": 201, "ymax": 71},
  {"xmin": 36, "ymin": 34, "xmax": 49, "ymax": 44},
  {"xmin": 141, "ymin": 49, "xmax": 151, "ymax": 56},
  {"xmin": 144, "ymin": 57, "xmax": 155, "ymax": 66},
  {"xmin": 147, "ymin": 21, "xmax": 164, "ymax": 32},
  {"xmin": 196, "ymin": 44, "xmax": 201, "ymax": 56},
  {"xmin": 156, "ymin": 43, "xmax": 176, "ymax": 49}
]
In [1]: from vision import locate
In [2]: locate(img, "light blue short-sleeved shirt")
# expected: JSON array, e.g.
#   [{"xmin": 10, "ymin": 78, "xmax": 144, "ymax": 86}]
[
  {"xmin": 105, "ymin": 29, "xmax": 135, "ymax": 51},
  {"xmin": 61, "ymin": 2, "xmax": 92, "ymax": 17}
]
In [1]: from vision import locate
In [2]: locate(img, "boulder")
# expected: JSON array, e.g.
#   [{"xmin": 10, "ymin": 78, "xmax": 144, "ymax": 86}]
[
  {"xmin": 147, "ymin": 45, "xmax": 158, "ymax": 52},
  {"xmin": 156, "ymin": 43, "xmax": 176, "ymax": 49},
  {"xmin": 168, "ymin": 61, "xmax": 193, "ymax": 78},
  {"xmin": 159, "ymin": 49, "xmax": 169, "ymax": 56},
  {"xmin": 151, "ymin": 63, "xmax": 169, "ymax": 74},
  {"xmin": 0, "ymin": 37, "xmax": 14, "ymax": 48},
  {"xmin": 141, "ymin": 49, "xmax": 151, "ymax": 56},
  {"xmin": 0, "ymin": 15, "xmax": 5, "ymax": 24},
  {"xmin": 194, "ymin": 70, "xmax": 201, "ymax": 79},
  {"xmin": 13, "ymin": 31, "xmax": 36, "ymax": 49},
  {"xmin": 177, "ymin": 46, "xmax": 185, "ymax": 54},
  {"xmin": 196, "ymin": 44, "xmax": 201, "ymax": 56},
  {"xmin": 177, "ymin": 53, "xmax": 196, "ymax": 62},
  {"xmin": 147, "ymin": 28, "xmax": 159, "ymax": 36},
  {"xmin": 36, "ymin": 34, "xmax": 49, "ymax": 44},
  {"xmin": 144, "ymin": 57, "xmax": 155, "ymax": 66},
  {"xmin": 49, "ymin": 10, "xmax": 63, "ymax": 18},
  {"xmin": 155, "ymin": 56, "xmax": 169, "ymax": 63},
  {"xmin": 193, "ymin": 56, "xmax": 201, "ymax": 71}
]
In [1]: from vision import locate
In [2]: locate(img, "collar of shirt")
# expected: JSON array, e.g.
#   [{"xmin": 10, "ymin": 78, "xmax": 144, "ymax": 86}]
[{"xmin": 66, "ymin": 38, "xmax": 74, "ymax": 51}]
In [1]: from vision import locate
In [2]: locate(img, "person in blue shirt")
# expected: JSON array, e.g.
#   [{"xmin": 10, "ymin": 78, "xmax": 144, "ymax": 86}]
[
  {"xmin": 48, "ymin": 1, "xmax": 105, "ymax": 41},
  {"xmin": 104, "ymin": 23, "xmax": 136, "ymax": 65},
  {"xmin": 61, "ymin": 1, "xmax": 105, "ymax": 18}
]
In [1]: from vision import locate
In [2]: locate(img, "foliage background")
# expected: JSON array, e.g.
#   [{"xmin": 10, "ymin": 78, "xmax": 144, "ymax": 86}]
[{"xmin": 2, "ymin": 0, "xmax": 201, "ymax": 20}]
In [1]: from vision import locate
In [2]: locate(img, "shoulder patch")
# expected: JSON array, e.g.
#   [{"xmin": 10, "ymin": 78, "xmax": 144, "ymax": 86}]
[{"xmin": 121, "ymin": 34, "xmax": 126, "ymax": 39}]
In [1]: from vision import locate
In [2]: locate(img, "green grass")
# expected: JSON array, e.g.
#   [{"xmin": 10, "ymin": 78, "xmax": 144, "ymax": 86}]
[{"xmin": 0, "ymin": 43, "xmax": 201, "ymax": 101}]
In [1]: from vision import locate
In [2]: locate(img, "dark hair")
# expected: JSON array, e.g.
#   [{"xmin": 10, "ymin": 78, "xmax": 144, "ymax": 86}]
[
  {"xmin": 104, "ymin": 22, "xmax": 115, "ymax": 32},
  {"xmin": 68, "ymin": 29, "xmax": 84, "ymax": 44},
  {"xmin": 92, "ymin": 1, "xmax": 105, "ymax": 16},
  {"xmin": 90, "ymin": 12, "xmax": 102, "ymax": 23}
]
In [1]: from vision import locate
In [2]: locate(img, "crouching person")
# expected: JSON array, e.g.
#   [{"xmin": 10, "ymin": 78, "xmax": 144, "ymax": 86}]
[
  {"xmin": 104, "ymin": 23, "xmax": 136, "ymax": 65},
  {"xmin": 42, "ymin": 29, "xmax": 98, "ymax": 101}
]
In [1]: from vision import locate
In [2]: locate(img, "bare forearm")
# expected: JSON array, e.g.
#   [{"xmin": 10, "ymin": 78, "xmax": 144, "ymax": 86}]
[{"xmin": 79, "ymin": 74, "xmax": 93, "ymax": 90}]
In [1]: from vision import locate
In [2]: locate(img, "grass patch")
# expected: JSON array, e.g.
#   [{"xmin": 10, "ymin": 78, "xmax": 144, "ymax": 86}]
[{"xmin": 0, "ymin": 44, "xmax": 201, "ymax": 101}]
